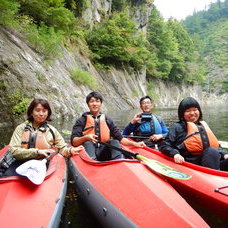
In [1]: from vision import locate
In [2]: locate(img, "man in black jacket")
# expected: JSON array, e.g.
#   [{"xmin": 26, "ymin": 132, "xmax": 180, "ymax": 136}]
[{"xmin": 71, "ymin": 91, "xmax": 145, "ymax": 160}]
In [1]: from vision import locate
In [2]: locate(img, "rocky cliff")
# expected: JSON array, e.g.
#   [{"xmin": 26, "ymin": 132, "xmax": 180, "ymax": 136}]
[{"xmin": 0, "ymin": 1, "xmax": 226, "ymax": 125}]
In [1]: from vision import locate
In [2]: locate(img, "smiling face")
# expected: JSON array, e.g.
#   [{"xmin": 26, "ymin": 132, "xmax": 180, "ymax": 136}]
[
  {"xmin": 87, "ymin": 97, "xmax": 102, "ymax": 116},
  {"xmin": 183, "ymin": 107, "xmax": 200, "ymax": 123},
  {"xmin": 140, "ymin": 98, "xmax": 153, "ymax": 113},
  {"xmin": 32, "ymin": 104, "xmax": 49, "ymax": 127}
]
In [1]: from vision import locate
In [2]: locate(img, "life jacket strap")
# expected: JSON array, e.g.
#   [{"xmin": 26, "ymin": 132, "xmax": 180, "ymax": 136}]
[
  {"xmin": 21, "ymin": 122, "xmax": 55, "ymax": 148},
  {"xmin": 47, "ymin": 125, "xmax": 55, "ymax": 143},
  {"xmin": 198, "ymin": 125, "xmax": 210, "ymax": 150},
  {"xmin": 83, "ymin": 126, "xmax": 94, "ymax": 132},
  {"xmin": 28, "ymin": 131, "xmax": 37, "ymax": 149}
]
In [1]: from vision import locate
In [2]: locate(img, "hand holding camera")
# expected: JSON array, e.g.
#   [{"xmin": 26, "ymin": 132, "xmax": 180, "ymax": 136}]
[
  {"xmin": 130, "ymin": 112, "xmax": 142, "ymax": 124},
  {"xmin": 130, "ymin": 112, "xmax": 152, "ymax": 124}
]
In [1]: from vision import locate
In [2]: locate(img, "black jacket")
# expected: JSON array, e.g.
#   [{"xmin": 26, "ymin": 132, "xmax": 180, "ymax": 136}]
[
  {"xmin": 71, "ymin": 112, "xmax": 123, "ymax": 143},
  {"xmin": 159, "ymin": 121, "xmax": 228, "ymax": 158}
]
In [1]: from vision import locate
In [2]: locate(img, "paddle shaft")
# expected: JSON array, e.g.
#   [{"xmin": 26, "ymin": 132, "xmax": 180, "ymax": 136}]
[
  {"xmin": 123, "ymin": 135, "xmax": 149, "ymax": 139},
  {"xmin": 46, "ymin": 150, "xmax": 59, "ymax": 160},
  {"xmin": 99, "ymin": 142, "xmax": 137, "ymax": 158},
  {"xmin": 99, "ymin": 142, "xmax": 191, "ymax": 180}
]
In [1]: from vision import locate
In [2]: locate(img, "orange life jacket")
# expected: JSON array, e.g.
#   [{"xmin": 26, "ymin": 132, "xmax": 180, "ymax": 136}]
[
  {"xmin": 183, "ymin": 121, "xmax": 219, "ymax": 155},
  {"xmin": 21, "ymin": 124, "xmax": 53, "ymax": 149},
  {"xmin": 82, "ymin": 114, "xmax": 110, "ymax": 142}
]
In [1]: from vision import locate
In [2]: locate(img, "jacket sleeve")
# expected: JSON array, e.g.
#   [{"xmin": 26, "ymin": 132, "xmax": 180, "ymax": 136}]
[
  {"xmin": 160, "ymin": 118, "xmax": 169, "ymax": 138},
  {"xmin": 106, "ymin": 117, "xmax": 123, "ymax": 141},
  {"xmin": 50, "ymin": 126, "xmax": 71, "ymax": 157},
  {"xmin": 159, "ymin": 123, "xmax": 183, "ymax": 157},
  {"xmin": 10, "ymin": 123, "xmax": 72, "ymax": 159},
  {"xmin": 9, "ymin": 123, "xmax": 39, "ymax": 160},
  {"xmin": 70, "ymin": 117, "xmax": 85, "ymax": 143},
  {"xmin": 122, "ymin": 122, "xmax": 137, "ymax": 136}
]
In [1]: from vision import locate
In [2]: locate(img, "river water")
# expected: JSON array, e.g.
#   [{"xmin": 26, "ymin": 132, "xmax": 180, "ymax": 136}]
[{"xmin": 1, "ymin": 105, "xmax": 228, "ymax": 227}]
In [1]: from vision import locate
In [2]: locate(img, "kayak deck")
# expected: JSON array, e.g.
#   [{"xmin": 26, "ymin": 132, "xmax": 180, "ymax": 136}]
[
  {"xmin": 122, "ymin": 144, "xmax": 228, "ymax": 220},
  {"xmin": 0, "ymin": 147, "xmax": 67, "ymax": 228},
  {"xmin": 69, "ymin": 149, "xmax": 208, "ymax": 227}
]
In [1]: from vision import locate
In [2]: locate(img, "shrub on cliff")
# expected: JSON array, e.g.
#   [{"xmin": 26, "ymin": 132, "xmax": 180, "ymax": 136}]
[
  {"xmin": 0, "ymin": 0, "xmax": 20, "ymax": 26},
  {"xmin": 85, "ymin": 11, "xmax": 151, "ymax": 71},
  {"xmin": 69, "ymin": 68, "xmax": 98, "ymax": 89}
]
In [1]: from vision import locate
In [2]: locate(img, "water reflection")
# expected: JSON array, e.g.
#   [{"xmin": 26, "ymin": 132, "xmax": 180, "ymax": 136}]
[{"xmin": 108, "ymin": 105, "xmax": 228, "ymax": 141}]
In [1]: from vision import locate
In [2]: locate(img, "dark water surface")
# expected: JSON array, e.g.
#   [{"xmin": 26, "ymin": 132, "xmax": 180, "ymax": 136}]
[{"xmin": 1, "ymin": 105, "xmax": 228, "ymax": 227}]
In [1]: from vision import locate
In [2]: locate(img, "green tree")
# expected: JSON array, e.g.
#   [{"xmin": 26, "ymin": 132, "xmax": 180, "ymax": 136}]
[
  {"xmin": 167, "ymin": 19, "xmax": 202, "ymax": 82},
  {"xmin": 147, "ymin": 7, "xmax": 180, "ymax": 80},
  {"xmin": 167, "ymin": 19, "xmax": 194, "ymax": 61},
  {"xmin": 0, "ymin": 0, "xmax": 20, "ymax": 26},
  {"xmin": 112, "ymin": 0, "xmax": 129, "ymax": 12},
  {"xmin": 65, "ymin": 0, "xmax": 90, "ymax": 17},
  {"xmin": 86, "ymin": 11, "xmax": 150, "ymax": 70},
  {"xmin": 18, "ymin": 0, "xmax": 75, "ymax": 32},
  {"xmin": 147, "ymin": 7, "xmax": 204, "ymax": 83},
  {"xmin": 182, "ymin": 0, "xmax": 228, "ymax": 93}
]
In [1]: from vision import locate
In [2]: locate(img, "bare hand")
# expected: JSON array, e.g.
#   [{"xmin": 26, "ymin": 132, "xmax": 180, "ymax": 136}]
[
  {"xmin": 130, "ymin": 112, "xmax": 142, "ymax": 124},
  {"xmin": 134, "ymin": 141, "xmax": 146, "ymax": 148},
  {"xmin": 174, "ymin": 154, "xmax": 185, "ymax": 164},
  {"xmin": 224, "ymin": 154, "xmax": 228, "ymax": 160},
  {"xmin": 71, "ymin": 145, "xmax": 84, "ymax": 155},
  {"xmin": 86, "ymin": 134, "xmax": 98, "ymax": 144},
  {"xmin": 149, "ymin": 134, "xmax": 163, "ymax": 142},
  {"xmin": 37, "ymin": 149, "xmax": 55, "ymax": 158}
]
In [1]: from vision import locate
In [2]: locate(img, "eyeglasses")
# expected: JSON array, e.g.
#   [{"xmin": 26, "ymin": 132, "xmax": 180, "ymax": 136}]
[{"xmin": 141, "ymin": 101, "xmax": 152, "ymax": 105}]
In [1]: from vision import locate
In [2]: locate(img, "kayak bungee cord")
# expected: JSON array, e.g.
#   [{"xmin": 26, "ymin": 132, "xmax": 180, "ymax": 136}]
[{"xmin": 77, "ymin": 148, "xmax": 139, "ymax": 166}]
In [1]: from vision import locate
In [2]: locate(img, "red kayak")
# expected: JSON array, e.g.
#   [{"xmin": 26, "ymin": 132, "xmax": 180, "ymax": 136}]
[
  {"xmin": 122, "ymin": 144, "xmax": 228, "ymax": 220},
  {"xmin": 69, "ymin": 148, "xmax": 208, "ymax": 227},
  {"xmin": 0, "ymin": 146, "xmax": 67, "ymax": 228}
]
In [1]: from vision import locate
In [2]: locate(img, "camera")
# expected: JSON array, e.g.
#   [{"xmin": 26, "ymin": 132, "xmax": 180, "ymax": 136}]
[{"xmin": 140, "ymin": 113, "xmax": 152, "ymax": 121}]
